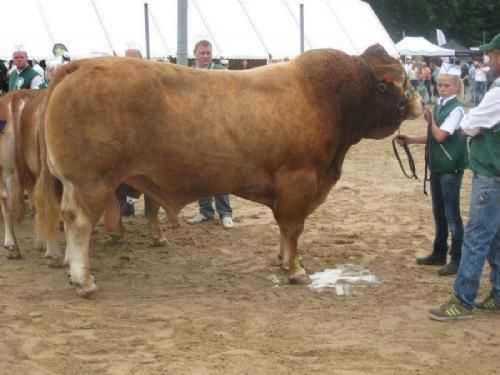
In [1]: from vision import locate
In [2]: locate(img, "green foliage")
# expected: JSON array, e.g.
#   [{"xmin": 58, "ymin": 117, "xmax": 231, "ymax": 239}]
[{"xmin": 365, "ymin": 0, "xmax": 500, "ymax": 47}]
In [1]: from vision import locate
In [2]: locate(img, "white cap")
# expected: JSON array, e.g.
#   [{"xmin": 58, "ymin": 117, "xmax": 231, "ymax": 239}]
[{"xmin": 439, "ymin": 63, "xmax": 461, "ymax": 76}]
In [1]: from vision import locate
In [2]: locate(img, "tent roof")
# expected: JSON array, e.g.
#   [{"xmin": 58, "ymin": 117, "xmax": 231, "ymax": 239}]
[
  {"xmin": 442, "ymin": 39, "xmax": 473, "ymax": 57},
  {"xmin": 1, "ymin": 0, "xmax": 398, "ymax": 60},
  {"xmin": 396, "ymin": 36, "xmax": 454, "ymax": 57}
]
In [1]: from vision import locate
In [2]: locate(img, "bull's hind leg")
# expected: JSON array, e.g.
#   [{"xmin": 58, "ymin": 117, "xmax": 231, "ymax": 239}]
[
  {"xmin": 60, "ymin": 184, "xmax": 99, "ymax": 298},
  {"xmin": 145, "ymin": 196, "xmax": 167, "ymax": 247},
  {"xmin": 1, "ymin": 198, "xmax": 21, "ymax": 259}
]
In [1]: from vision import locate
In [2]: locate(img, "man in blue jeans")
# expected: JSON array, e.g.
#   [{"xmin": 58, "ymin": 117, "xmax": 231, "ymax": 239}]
[
  {"xmin": 186, "ymin": 40, "xmax": 233, "ymax": 229},
  {"xmin": 430, "ymin": 33, "xmax": 500, "ymax": 321}
]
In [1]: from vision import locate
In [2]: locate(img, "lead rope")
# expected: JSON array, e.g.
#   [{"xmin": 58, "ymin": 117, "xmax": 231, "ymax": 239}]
[
  {"xmin": 392, "ymin": 129, "xmax": 418, "ymax": 179},
  {"xmin": 423, "ymin": 116, "xmax": 432, "ymax": 196}
]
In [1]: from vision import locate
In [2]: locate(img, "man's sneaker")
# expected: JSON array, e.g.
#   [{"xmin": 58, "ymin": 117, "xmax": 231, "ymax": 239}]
[
  {"xmin": 221, "ymin": 216, "xmax": 233, "ymax": 229},
  {"xmin": 124, "ymin": 202, "xmax": 135, "ymax": 217},
  {"xmin": 476, "ymin": 292, "xmax": 500, "ymax": 311},
  {"xmin": 438, "ymin": 261, "xmax": 459, "ymax": 276},
  {"xmin": 187, "ymin": 212, "xmax": 212, "ymax": 224},
  {"xmin": 429, "ymin": 295, "xmax": 473, "ymax": 321}
]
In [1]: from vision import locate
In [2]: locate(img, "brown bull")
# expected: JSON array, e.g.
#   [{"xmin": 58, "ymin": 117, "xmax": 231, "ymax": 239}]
[
  {"xmin": 0, "ymin": 90, "xmax": 164, "ymax": 264},
  {"xmin": 35, "ymin": 44, "xmax": 422, "ymax": 297},
  {"xmin": 0, "ymin": 90, "xmax": 50, "ymax": 259}
]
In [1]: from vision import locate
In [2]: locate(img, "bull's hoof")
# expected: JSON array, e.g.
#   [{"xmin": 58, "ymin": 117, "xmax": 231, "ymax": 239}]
[
  {"xmin": 151, "ymin": 237, "xmax": 167, "ymax": 247},
  {"xmin": 289, "ymin": 273, "xmax": 311, "ymax": 285},
  {"xmin": 77, "ymin": 284, "xmax": 99, "ymax": 300},
  {"xmin": 6, "ymin": 248, "xmax": 22, "ymax": 259},
  {"xmin": 108, "ymin": 232, "xmax": 124, "ymax": 243}
]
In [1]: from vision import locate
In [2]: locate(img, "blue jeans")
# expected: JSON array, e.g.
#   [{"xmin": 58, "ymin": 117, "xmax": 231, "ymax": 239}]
[
  {"xmin": 430, "ymin": 171, "xmax": 464, "ymax": 262},
  {"xmin": 454, "ymin": 174, "xmax": 500, "ymax": 308},
  {"xmin": 199, "ymin": 195, "xmax": 232, "ymax": 218},
  {"xmin": 474, "ymin": 81, "xmax": 486, "ymax": 106}
]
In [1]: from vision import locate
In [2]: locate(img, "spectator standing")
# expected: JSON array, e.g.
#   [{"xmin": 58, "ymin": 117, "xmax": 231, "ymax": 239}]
[
  {"xmin": 421, "ymin": 62, "xmax": 433, "ymax": 103},
  {"xmin": 186, "ymin": 40, "xmax": 234, "ymax": 229},
  {"xmin": 468, "ymin": 61, "xmax": 477, "ymax": 105},
  {"xmin": 474, "ymin": 60, "xmax": 489, "ymax": 106},
  {"xmin": 408, "ymin": 60, "xmax": 420, "ymax": 90},
  {"xmin": 8, "ymin": 49, "xmax": 43, "ymax": 91},
  {"xmin": 430, "ymin": 33, "xmax": 500, "ymax": 321}
]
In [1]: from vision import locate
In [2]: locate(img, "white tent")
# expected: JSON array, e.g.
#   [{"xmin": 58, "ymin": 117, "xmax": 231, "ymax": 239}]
[
  {"xmin": 396, "ymin": 36, "xmax": 455, "ymax": 57},
  {"xmin": 1, "ymin": 0, "xmax": 398, "ymax": 60}
]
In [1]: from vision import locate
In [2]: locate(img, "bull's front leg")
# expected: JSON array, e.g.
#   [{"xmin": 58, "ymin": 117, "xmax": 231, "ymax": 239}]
[
  {"xmin": 1, "ymin": 198, "xmax": 21, "ymax": 259},
  {"xmin": 145, "ymin": 196, "xmax": 167, "ymax": 247}
]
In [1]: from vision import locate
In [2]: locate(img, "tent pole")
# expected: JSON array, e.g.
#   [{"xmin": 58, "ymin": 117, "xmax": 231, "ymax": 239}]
[
  {"xmin": 144, "ymin": 2, "xmax": 151, "ymax": 60},
  {"xmin": 281, "ymin": 0, "xmax": 312, "ymax": 49},
  {"xmin": 300, "ymin": 4, "xmax": 304, "ymax": 54},
  {"xmin": 177, "ymin": 0, "xmax": 188, "ymax": 66}
]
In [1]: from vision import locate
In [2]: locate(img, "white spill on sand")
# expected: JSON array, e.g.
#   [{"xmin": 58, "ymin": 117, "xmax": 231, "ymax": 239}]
[{"xmin": 309, "ymin": 264, "xmax": 378, "ymax": 295}]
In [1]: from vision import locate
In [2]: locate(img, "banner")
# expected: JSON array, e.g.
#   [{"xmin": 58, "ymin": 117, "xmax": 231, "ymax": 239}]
[{"xmin": 436, "ymin": 29, "xmax": 447, "ymax": 46}]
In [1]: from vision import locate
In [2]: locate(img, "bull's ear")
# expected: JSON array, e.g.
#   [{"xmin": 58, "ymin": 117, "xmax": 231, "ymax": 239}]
[{"xmin": 362, "ymin": 44, "xmax": 405, "ymax": 84}]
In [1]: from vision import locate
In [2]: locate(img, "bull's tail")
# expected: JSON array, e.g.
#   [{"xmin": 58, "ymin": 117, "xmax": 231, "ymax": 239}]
[
  {"xmin": 33, "ymin": 93, "xmax": 62, "ymax": 248},
  {"xmin": 7, "ymin": 95, "xmax": 27, "ymax": 223}
]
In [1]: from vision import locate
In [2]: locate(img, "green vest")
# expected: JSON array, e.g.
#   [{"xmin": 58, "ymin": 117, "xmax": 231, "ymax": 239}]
[
  {"xmin": 429, "ymin": 97, "xmax": 468, "ymax": 173},
  {"xmin": 192, "ymin": 62, "xmax": 225, "ymax": 70},
  {"xmin": 8, "ymin": 66, "xmax": 40, "ymax": 91},
  {"xmin": 469, "ymin": 80, "xmax": 500, "ymax": 176}
]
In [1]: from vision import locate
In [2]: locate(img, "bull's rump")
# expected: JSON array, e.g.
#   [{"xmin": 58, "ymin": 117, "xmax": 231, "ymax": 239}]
[{"xmin": 44, "ymin": 57, "xmax": 334, "ymax": 204}]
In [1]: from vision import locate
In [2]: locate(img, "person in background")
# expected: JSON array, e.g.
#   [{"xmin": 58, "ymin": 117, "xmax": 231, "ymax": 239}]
[
  {"xmin": 474, "ymin": 60, "xmax": 489, "ymax": 106},
  {"xmin": 430, "ymin": 33, "xmax": 500, "ymax": 321},
  {"xmin": 8, "ymin": 49, "xmax": 44, "ymax": 91},
  {"xmin": 408, "ymin": 60, "xmax": 420, "ymax": 90},
  {"xmin": 186, "ymin": 40, "xmax": 234, "ymax": 229},
  {"xmin": 397, "ymin": 64, "xmax": 467, "ymax": 277},
  {"xmin": 421, "ymin": 62, "xmax": 433, "ymax": 103}
]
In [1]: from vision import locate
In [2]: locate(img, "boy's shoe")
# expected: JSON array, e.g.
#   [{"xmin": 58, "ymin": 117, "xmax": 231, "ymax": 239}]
[
  {"xmin": 438, "ymin": 261, "xmax": 459, "ymax": 276},
  {"xmin": 476, "ymin": 292, "xmax": 500, "ymax": 311},
  {"xmin": 187, "ymin": 212, "xmax": 212, "ymax": 224},
  {"xmin": 221, "ymin": 216, "xmax": 233, "ymax": 229},
  {"xmin": 429, "ymin": 295, "xmax": 473, "ymax": 321}
]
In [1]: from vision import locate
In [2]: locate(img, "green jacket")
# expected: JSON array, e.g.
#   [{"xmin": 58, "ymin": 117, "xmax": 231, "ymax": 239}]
[
  {"xmin": 469, "ymin": 80, "xmax": 500, "ymax": 176},
  {"xmin": 429, "ymin": 97, "xmax": 468, "ymax": 173},
  {"xmin": 8, "ymin": 66, "xmax": 41, "ymax": 91}
]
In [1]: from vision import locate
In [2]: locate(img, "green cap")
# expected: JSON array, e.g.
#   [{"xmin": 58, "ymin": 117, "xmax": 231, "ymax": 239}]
[{"xmin": 479, "ymin": 33, "xmax": 500, "ymax": 52}]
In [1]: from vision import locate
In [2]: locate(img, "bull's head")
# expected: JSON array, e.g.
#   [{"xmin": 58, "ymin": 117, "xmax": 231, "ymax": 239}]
[{"xmin": 361, "ymin": 45, "xmax": 423, "ymax": 139}]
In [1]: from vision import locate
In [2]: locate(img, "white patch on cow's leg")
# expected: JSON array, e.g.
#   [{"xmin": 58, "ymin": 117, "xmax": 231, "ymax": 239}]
[
  {"xmin": 62, "ymin": 199, "xmax": 97, "ymax": 298},
  {"xmin": 1, "ymin": 198, "xmax": 21, "ymax": 259}
]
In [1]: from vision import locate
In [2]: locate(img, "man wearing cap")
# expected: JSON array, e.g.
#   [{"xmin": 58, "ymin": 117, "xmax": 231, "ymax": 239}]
[
  {"xmin": 186, "ymin": 39, "xmax": 234, "ymax": 229},
  {"xmin": 430, "ymin": 33, "xmax": 500, "ymax": 321},
  {"xmin": 8, "ymin": 50, "xmax": 43, "ymax": 91}
]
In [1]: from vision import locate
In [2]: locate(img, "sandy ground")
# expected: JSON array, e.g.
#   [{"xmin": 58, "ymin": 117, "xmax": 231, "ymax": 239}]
[{"xmin": 1, "ymin": 116, "xmax": 499, "ymax": 375}]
